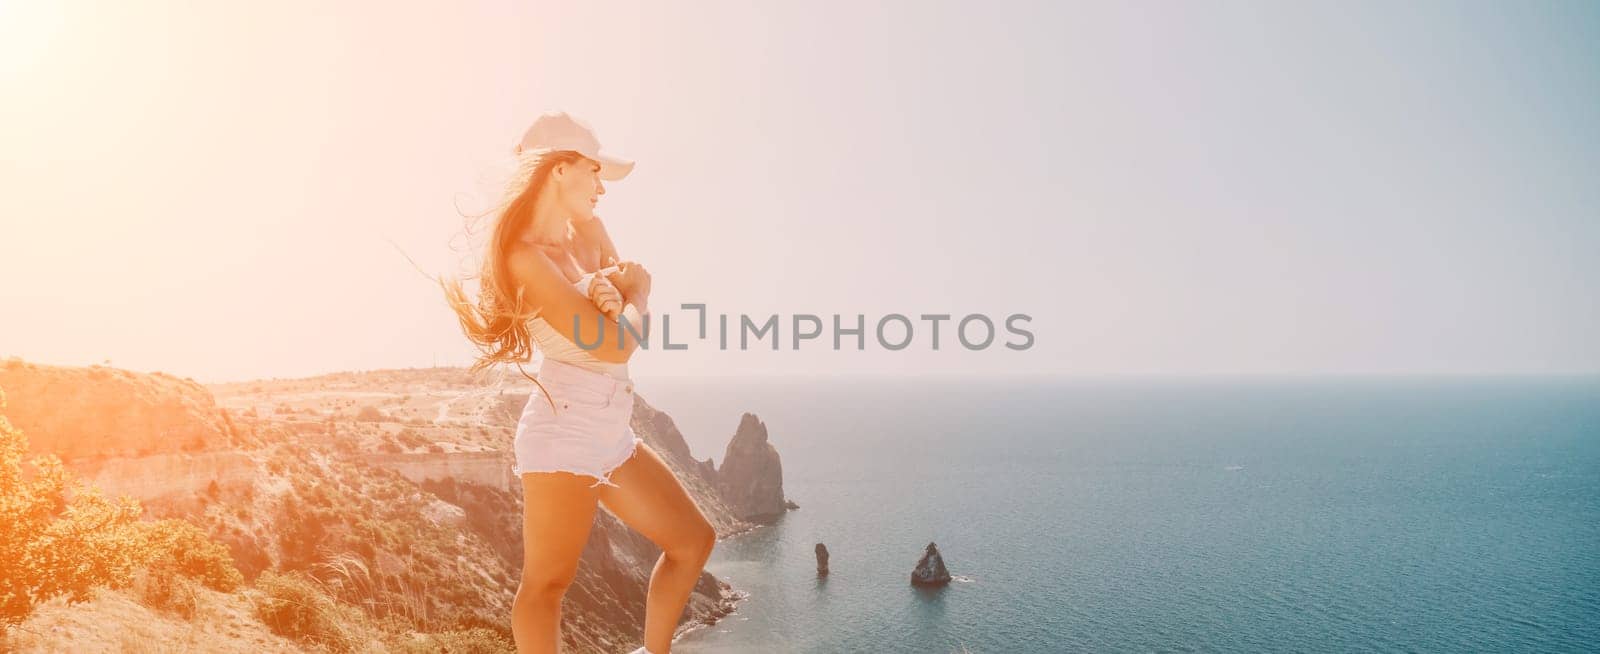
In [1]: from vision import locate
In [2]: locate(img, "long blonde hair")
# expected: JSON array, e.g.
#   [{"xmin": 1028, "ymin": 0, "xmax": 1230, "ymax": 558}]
[{"xmin": 439, "ymin": 149, "xmax": 587, "ymax": 384}]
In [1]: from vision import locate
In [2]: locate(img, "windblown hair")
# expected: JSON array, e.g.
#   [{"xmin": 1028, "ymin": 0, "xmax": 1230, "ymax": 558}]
[{"xmin": 439, "ymin": 149, "xmax": 588, "ymax": 376}]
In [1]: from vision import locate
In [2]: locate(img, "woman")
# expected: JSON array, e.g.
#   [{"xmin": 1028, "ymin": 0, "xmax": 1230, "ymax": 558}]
[{"xmin": 441, "ymin": 111, "xmax": 716, "ymax": 654}]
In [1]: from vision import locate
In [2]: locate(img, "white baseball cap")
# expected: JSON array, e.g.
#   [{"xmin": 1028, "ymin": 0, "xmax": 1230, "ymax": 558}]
[{"xmin": 513, "ymin": 111, "xmax": 635, "ymax": 181}]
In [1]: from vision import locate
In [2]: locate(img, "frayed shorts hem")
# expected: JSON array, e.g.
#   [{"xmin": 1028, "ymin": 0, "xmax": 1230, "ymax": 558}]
[{"xmin": 516, "ymin": 436, "xmax": 645, "ymax": 489}]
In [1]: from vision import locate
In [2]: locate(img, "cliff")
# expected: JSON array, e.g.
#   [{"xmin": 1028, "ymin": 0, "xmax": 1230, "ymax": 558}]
[
  {"xmin": 0, "ymin": 360, "xmax": 778, "ymax": 653},
  {"xmin": 715, "ymin": 413, "xmax": 791, "ymax": 524},
  {"xmin": 0, "ymin": 360, "xmax": 240, "ymax": 459},
  {"xmin": 360, "ymin": 450, "xmax": 515, "ymax": 490},
  {"xmin": 69, "ymin": 450, "xmax": 258, "ymax": 501},
  {"xmin": 0, "ymin": 359, "xmax": 260, "ymax": 504}
]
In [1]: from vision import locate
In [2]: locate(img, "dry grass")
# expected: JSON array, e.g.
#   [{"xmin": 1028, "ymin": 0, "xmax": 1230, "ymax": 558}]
[
  {"xmin": 251, "ymin": 569, "xmax": 383, "ymax": 653},
  {"xmin": 2, "ymin": 586, "xmax": 303, "ymax": 653}
]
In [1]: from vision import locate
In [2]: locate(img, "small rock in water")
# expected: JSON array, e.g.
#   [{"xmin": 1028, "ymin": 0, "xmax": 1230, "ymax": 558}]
[
  {"xmin": 815, "ymin": 542, "xmax": 830, "ymax": 576},
  {"xmin": 910, "ymin": 541, "xmax": 952, "ymax": 587}
]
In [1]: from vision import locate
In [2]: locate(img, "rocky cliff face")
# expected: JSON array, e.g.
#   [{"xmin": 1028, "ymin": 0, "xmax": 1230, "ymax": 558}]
[
  {"xmin": 715, "ymin": 413, "xmax": 790, "ymax": 524},
  {"xmin": 361, "ymin": 450, "xmax": 515, "ymax": 490},
  {"xmin": 70, "ymin": 450, "xmax": 258, "ymax": 501}
]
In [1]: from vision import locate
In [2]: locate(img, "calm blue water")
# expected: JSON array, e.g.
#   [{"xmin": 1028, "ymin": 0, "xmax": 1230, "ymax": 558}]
[{"xmin": 632, "ymin": 376, "xmax": 1600, "ymax": 653}]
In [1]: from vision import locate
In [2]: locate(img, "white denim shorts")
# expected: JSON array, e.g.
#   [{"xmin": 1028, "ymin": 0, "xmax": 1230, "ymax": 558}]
[{"xmin": 512, "ymin": 358, "xmax": 644, "ymax": 489}]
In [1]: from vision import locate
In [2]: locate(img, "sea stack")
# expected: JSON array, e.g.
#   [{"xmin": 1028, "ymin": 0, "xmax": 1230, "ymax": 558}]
[
  {"xmin": 815, "ymin": 543, "xmax": 830, "ymax": 576},
  {"xmin": 910, "ymin": 542, "xmax": 952, "ymax": 587},
  {"xmin": 715, "ymin": 413, "xmax": 789, "ymax": 524}
]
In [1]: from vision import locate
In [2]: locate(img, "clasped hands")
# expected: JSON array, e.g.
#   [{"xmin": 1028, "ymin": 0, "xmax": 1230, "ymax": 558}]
[{"xmin": 586, "ymin": 256, "xmax": 651, "ymax": 320}]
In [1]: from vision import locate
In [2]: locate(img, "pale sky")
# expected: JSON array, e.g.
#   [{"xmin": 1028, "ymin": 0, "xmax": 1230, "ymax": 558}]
[{"xmin": 2, "ymin": 0, "xmax": 1597, "ymax": 382}]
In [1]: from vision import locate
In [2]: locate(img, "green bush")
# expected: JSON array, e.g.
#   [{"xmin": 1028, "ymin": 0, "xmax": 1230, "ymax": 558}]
[
  {"xmin": 1, "ymin": 387, "xmax": 145, "ymax": 626},
  {"xmin": 275, "ymin": 496, "xmax": 332, "ymax": 570},
  {"xmin": 133, "ymin": 518, "xmax": 244, "ymax": 592},
  {"xmin": 0, "ymin": 387, "xmax": 243, "ymax": 627}
]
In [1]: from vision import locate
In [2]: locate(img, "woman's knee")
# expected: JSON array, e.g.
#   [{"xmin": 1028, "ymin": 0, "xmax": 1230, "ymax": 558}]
[
  {"xmin": 665, "ymin": 518, "xmax": 717, "ymax": 562},
  {"xmin": 517, "ymin": 569, "xmax": 578, "ymax": 603}
]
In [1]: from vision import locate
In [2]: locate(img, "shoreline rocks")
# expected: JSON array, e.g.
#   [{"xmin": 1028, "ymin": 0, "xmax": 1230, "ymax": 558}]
[{"xmin": 911, "ymin": 542, "xmax": 952, "ymax": 587}]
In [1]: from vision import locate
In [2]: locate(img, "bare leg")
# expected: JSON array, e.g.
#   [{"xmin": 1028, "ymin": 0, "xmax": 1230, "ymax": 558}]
[
  {"xmin": 597, "ymin": 443, "xmax": 718, "ymax": 654},
  {"xmin": 513, "ymin": 471, "xmax": 602, "ymax": 654}
]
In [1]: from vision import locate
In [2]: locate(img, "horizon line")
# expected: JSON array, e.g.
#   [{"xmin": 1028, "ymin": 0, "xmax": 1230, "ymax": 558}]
[{"xmin": 6, "ymin": 355, "xmax": 1598, "ymax": 386}]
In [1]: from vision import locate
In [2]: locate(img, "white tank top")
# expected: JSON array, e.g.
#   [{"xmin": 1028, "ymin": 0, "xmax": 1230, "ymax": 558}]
[{"xmin": 528, "ymin": 272, "xmax": 631, "ymax": 381}]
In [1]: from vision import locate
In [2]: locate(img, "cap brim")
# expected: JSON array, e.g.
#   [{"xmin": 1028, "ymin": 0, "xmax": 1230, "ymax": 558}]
[{"xmin": 595, "ymin": 151, "xmax": 634, "ymax": 181}]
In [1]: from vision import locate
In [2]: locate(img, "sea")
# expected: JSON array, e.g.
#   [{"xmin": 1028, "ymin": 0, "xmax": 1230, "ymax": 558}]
[{"xmin": 629, "ymin": 375, "xmax": 1600, "ymax": 653}]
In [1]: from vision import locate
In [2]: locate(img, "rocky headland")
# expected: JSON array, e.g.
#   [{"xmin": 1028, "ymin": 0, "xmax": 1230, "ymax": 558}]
[
  {"xmin": 0, "ymin": 358, "xmax": 793, "ymax": 653},
  {"xmin": 715, "ymin": 413, "xmax": 791, "ymax": 525}
]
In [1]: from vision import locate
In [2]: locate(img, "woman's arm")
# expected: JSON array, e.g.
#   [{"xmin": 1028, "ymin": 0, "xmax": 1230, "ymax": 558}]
[
  {"xmin": 578, "ymin": 215, "xmax": 651, "ymax": 315},
  {"xmin": 506, "ymin": 242, "xmax": 646, "ymax": 364},
  {"xmin": 574, "ymin": 215, "xmax": 621, "ymax": 268}
]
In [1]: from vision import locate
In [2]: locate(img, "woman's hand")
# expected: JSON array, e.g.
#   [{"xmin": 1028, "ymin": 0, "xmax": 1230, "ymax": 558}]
[
  {"xmin": 605, "ymin": 258, "xmax": 652, "ymax": 301},
  {"xmin": 587, "ymin": 275, "xmax": 624, "ymax": 320}
]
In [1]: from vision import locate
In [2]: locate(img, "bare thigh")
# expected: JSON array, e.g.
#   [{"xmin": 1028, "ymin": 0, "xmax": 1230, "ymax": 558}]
[
  {"xmin": 597, "ymin": 443, "xmax": 716, "ymax": 550},
  {"xmin": 520, "ymin": 471, "xmax": 602, "ymax": 585}
]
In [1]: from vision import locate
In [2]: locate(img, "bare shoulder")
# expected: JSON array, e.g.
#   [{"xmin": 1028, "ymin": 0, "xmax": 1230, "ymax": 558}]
[
  {"xmin": 576, "ymin": 216, "xmax": 620, "ymax": 262},
  {"xmin": 505, "ymin": 241, "xmax": 563, "ymax": 282}
]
